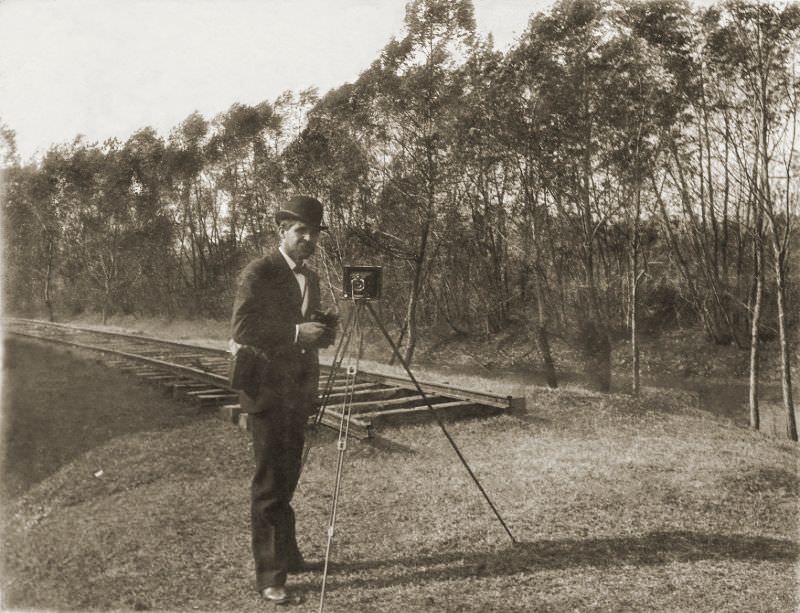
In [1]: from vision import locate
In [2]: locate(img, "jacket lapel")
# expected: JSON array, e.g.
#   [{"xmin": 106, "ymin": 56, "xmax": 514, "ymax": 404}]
[
  {"xmin": 307, "ymin": 269, "xmax": 321, "ymax": 314},
  {"xmin": 270, "ymin": 250, "xmax": 321, "ymax": 320},
  {"xmin": 270, "ymin": 250, "xmax": 303, "ymax": 318}
]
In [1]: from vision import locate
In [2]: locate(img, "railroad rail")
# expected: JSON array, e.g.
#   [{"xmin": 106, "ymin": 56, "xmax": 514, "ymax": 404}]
[{"xmin": 4, "ymin": 318, "xmax": 523, "ymax": 439}]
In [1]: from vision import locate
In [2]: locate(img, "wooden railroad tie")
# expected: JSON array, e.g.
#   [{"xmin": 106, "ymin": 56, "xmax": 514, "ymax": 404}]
[
  {"xmin": 194, "ymin": 392, "xmax": 239, "ymax": 407},
  {"xmin": 219, "ymin": 404, "xmax": 243, "ymax": 423}
]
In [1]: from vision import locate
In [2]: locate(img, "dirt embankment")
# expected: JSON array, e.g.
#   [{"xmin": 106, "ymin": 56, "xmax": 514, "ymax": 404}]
[
  {"xmin": 1, "ymin": 338, "xmax": 199, "ymax": 499},
  {"xmin": 2, "ymin": 336, "xmax": 798, "ymax": 612}
]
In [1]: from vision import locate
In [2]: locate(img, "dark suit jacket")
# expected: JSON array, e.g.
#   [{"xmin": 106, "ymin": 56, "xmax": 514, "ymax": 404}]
[{"xmin": 230, "ymin": 250, "xmax": 321, "ymax": 415}]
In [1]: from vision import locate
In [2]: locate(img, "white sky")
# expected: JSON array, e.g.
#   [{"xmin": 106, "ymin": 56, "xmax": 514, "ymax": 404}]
[{"xmin": 0, "ymin": 0, "xmax": 554, "ymax": 161}]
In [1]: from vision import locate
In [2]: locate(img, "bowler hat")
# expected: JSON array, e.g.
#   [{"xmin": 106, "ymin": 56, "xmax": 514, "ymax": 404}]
[{"xmin": 275, "ymin": 195, "xmax": 327, "ymax": 230}]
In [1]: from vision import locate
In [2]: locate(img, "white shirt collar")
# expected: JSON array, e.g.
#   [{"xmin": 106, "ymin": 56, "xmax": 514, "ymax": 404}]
[{"xmin": 278, "ymin": 246, "xmax": 300, "ymax": 272}]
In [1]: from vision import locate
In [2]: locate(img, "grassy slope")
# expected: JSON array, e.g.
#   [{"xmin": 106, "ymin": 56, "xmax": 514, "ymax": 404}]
[{"xmin": 1, "ymin": 338, "xmax": 798, "ymax": 612}]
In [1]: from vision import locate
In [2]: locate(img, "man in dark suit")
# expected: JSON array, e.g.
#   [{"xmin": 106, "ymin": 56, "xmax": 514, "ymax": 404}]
[{"xmin": 229, "ymin": 195, "xmax": 334, "ymax": 605}]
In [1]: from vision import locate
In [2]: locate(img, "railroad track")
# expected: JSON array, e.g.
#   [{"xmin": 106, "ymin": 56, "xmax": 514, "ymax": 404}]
[{"xmin": 4, "ymin": 318, "xmax": 523, "ymax": 439}]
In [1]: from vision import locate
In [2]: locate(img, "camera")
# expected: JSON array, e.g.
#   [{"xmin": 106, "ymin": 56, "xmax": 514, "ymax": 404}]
[
  {"xmin": 309, "ymin": 309, "xmax": 339, "ymax": 348},
  {"xmin": 343, "ymin": 266, "xmax": 382, "ymax": 300},
  {"xmin": 309, "ymin": 309, "xmax": 339, "ymax": 328}
]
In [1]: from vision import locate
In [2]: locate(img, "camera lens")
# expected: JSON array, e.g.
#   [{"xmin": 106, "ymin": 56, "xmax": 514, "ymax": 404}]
[
  {"xmin": 351, "ymin": 275, "xmax": 366, "ymax": 293},
  {"xmin": 342, "ymin": 266, "xmax": 381, "ymax": 300}
]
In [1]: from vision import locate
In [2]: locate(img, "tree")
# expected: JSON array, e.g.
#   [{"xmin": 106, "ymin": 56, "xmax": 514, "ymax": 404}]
[
  {"xmin": 54, "ymin": 140, "xmax": 140, "ymax": 322},
  {"xmin": 451, "ymin": 38, "xmax": 517, "ymax": 336},
  {"xmin": 206, "ymin": 102, "xmax": 286, "ymax": 281},
  {"xmin": 0, "ymin": 120, "xmax": 19, "ymax": 168},
  {"xmin": 354, "ymin": 0, "xmax": 477, "ymax": 365},
  {"xmin": 607, "ymin": 0, "xmax": 696, "ymax": 393},
  {"xmin": 282, "ymin": 83, "xmax": 377, "ymax": 305},
  {"xmin": 706, "ymin": 1, "xmax": 800, "ymax": 440},
  {"xmin": 514, "ymin": 0, "xmax": 631, "ymax": 391},
  {"xmin": 4, "ymin": 161, "xmax": 61, "ymax": 319},
  {"xmin": 164, "ymin": 112, "xmax": 219, "ymax": 313},
  {"xmin": 119, "ymin": 128, "xmax": 176, "ymax": 315}
]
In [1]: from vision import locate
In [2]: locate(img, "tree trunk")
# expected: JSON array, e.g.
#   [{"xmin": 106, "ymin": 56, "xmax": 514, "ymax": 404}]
[
  {"xmin": 631, "ymin": 269, "xmax": 640, "ymax": 397},
  {"xmin": 102, "ymin": 277, "xmax": 110, "ymax": 325},
  {"xmin": 533, "ymin": 270, "xmax": 557, "ymax": 388},
  {"xmin": 536, "ymin": 324, "xmax": 558, "ymax": 389},
  {"xmin": 578, "ymin": 316, "xmax": 612, "ymax": 392},
  {"xmin": 524, "ymin": 182, "xmax": 557, "ymax": 388},
  {"xmin": 43, "ymin": 239, "xmax": 55, "ymax": 322},
  {"xmin": 756, "ymin": 55, "xmax": 796, "ymax": 441},
  {"xmin": 388, "ymin": 318, "xmax": 408, "ymax": 366},
  {"xmin": 402, "ymin": 220, "xmax": 431, "ymax": 366},
  {"xmin": 403, "ymin": 276, "xmax": 420, "ymax": 365},
  {"xmin": 578, "ymin": 129, "xmax": 611, "ymax": 393},
  {"xmin": 748, "ymin": 229, "xmax": 763, "ymax": 431},
  {"xmin": 772, "ymin": 252, "xmax": 797, "ymax": 441},
  {"xmin": 630, "ymin": 187, "xmax": 642, "ymax": 397}
]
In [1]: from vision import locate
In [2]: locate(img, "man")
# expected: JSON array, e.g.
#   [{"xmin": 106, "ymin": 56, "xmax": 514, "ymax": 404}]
[{"xmin": 229, "ymin": 195, "xmax": 334, "ymax": 605}]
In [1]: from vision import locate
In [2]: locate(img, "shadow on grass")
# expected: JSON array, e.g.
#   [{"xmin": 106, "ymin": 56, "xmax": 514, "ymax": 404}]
[
  {"xmin": 508, "ymin": 411, "xmax": 551, "ymax": 427},
  {"xmin": 307, "ymin": 531, "xmax": 798, "ymax": 590},
  {"xmin": 304, "ymin": 428, "xmax": 417, "ymax": 456},
  {"xmin": 363, "ymin": 434, "xmax": 417, "ymax": 455},
  {"xmin": 2, "ymin": 338, "xmax": 200, "ymax": 498}
]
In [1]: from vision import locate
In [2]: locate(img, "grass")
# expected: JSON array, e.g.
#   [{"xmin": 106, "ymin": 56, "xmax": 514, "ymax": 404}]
[
  {"xmin": 49, "ymin": 312, "xmax": 524, "ymax": 398},
  {"xmin": 2, "ymin": 337, "xmax": 798, "ymax": 612},
  {"xmin": 64, "ymin": 313, "xmax": 230, "ymax": 350},
  {"xmin": 45, "ymin": 311, "xmax": 800, "ymax": 389},
  {"xmin": 56, "ymin": 312, "xmax": 799, "ymax": 435}
]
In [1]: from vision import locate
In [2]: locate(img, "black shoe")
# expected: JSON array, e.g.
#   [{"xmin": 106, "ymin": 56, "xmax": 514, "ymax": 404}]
[
  {"xmin": 260, "ymin": 586, "xmax": 289, "ymax": 604},
  {"xmin": 260, "ymin": 586, "xmax": 305, "ymax": 606}
]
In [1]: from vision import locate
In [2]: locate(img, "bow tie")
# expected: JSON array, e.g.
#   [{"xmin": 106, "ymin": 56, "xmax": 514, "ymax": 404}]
[{"xmin": 293, "ymin": 263, "xmax": 307, "ymax": 275}]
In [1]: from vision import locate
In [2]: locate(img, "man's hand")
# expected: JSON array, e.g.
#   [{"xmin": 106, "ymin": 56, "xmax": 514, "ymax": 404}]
[
  {"xmin": 297, "ymin": 322, "xmax": 329, "ymax": 348},
  {"xmin": 307, "ymin": 308, "xmax": 339, "ymax": 348}
]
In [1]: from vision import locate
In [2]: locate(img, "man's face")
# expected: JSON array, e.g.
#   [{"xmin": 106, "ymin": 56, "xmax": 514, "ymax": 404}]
[{"xmin": 280, "ymin": 221, "xmax": 320, "ymax": 263}]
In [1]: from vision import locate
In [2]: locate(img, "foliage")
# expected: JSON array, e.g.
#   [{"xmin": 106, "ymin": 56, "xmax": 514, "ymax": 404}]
[{"xmin": 3, "ymin": 0, "xmax": 798, "ymax": 397}]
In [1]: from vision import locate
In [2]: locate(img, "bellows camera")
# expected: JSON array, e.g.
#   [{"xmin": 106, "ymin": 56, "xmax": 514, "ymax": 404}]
[{"xmin": 343, "ymin": 266, "xmax": 382, "ymax": 300}]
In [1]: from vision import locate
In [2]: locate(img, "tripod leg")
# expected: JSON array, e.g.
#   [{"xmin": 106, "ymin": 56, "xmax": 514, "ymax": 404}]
[
  {"xmin": 317, "ymin": 301, "xmax": 364, "ymax": 612},
  {"xmin": 301, "ymin": 306, "xmax": 358, "ymax": 469},
  {"xmin": 314, "ymin": 305, "xmax": 358, "ymax": 426},
  {"xmin": 365, "ymin": 301, "xmax": 517, "ymax": 544}
]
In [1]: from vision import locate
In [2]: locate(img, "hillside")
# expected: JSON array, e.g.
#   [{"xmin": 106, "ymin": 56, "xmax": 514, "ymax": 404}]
[{"xmin": 2, "ymin": 337, "xmax": 798, "ymax": 612}]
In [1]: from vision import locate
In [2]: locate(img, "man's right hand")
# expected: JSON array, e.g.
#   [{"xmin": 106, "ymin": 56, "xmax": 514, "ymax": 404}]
[{"xmin": 297, "ymin": 322, "xmax": 328, "ymax": 348}]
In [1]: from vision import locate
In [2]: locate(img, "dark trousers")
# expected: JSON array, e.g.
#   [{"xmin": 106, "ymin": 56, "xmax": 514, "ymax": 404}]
[{"xmin": 249, "ymin": 404, "xmax": 307, "ymax": 590}]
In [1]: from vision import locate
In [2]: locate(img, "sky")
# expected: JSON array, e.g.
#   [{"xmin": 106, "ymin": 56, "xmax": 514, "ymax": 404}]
[{"xmin": 0, "ymin": 0, "xmax": 556, "ymax": 161}]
